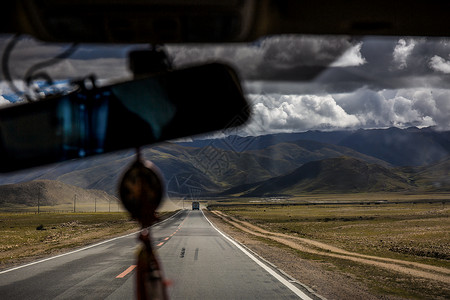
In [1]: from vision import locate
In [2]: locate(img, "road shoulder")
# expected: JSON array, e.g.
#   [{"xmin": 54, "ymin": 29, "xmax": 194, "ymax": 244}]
[{"xmin": 204, "ymin": 209, "xmax": 392, "ymax": 300}]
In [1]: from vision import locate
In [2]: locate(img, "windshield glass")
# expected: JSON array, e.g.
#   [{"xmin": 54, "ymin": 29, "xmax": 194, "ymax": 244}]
[
  {"xmin": 1, "ymin": 34, "xmax": 449, "ymax": 299},
  {"xmin": 2, "ymin": 35, "xmax": 449, "ymax": 131}
]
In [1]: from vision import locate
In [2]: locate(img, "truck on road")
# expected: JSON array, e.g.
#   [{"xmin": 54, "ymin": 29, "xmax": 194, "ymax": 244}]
[{"xmin": 192, "ymin": 201, "xmax": 200, "ymax": 210}]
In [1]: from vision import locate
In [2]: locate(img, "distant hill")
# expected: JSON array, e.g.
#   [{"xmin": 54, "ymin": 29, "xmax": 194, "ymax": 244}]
[
  {"xmin": 176, "ymin": 130, "xmax": 352, "ymax": 151},
  {"xmin": 407, "ymin": 157, "xmax": 450, "ymax": 191},
  {"xmin": 337, "ymin": 127, "xmax": 450, "ymax": 166},
  {"xmin": 0, "ymin": 180, "xmax": 117, "ymax": 207},
  {"xmin": 148, "ymin": 141, "xmax": 388, "ymax": 195},
  {"xmin": 0, "ymin": 127, "xmax": 449, "ymax": 199},
  {"xmin": 241, "ymin": 157, "xmax": 413, "ymax": 197},
  {"xmin": 251, "ymin": 139, "xmax": 390, "ymax": 168},
  {"xmin": 0, "ymin": 149, "xmax": 138, "ymax": 193},
  {"xmin": 179, "ymin": 127, "xmax": 450, "ymax": 167}
]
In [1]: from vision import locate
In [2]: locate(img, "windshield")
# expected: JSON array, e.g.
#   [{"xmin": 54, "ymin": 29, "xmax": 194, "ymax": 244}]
[
  {"xmin": 2, "ymin": 35, "xmax": 450, "ymax": 131},
  {"xmin": 1, "ymin": 34, "xmax": 449, "ymax": 299}
]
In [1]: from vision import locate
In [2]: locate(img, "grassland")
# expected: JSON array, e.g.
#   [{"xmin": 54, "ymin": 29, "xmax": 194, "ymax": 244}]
[
  {"xmin": 0, "ymin": 201, "xmax": 126, "ymax": 213},
  {"xmin": 208, "ymin": 194, "xmax": 450, "ymax": 299},
  {"xmin": 209, "ymin": 192, "xmax": 450, "ymax": 205},
  {"xmin": 0, "ymin": 212, "xmax": 140, "ymax": 270}
]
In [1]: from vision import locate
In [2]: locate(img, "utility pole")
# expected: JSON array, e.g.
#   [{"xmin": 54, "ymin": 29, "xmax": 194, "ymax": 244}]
[
  {"xmin": 73, "ymin": 194, "xmax": 76, "ymax": 212},
  {"xmin": 37, "ymin": 186, "xmax": 40, "ymax": 214},
  {"xmin": 95, "ymin": 198, "xmax": 97, "ymax": 213},
  {"xmin": 109, "ymin": 198, "xmax": 111, "ymax": 212}
]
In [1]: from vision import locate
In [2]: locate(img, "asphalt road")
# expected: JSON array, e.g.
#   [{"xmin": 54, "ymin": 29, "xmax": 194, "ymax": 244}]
[{"xmin": 0, "ymin": 210, "xmax": 318, "ymax": 299}]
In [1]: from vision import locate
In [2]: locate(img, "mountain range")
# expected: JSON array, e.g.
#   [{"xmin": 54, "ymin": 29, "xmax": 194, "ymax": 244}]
[
  {"xmin": 178, "ymin": 126, "xmax": 450, "ymax": 166},
  {"xmin": 0, "ymin": 127, "xmax": 449, "ymax": 203},
  {"xmin": 232, "ymin": 157, "xmax": 412, "ymax": 197}
]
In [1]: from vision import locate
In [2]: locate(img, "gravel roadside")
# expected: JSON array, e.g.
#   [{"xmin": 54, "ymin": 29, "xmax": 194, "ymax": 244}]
[{"xmin": 204, "ymin": 209, "xmax": 407, "ymax": 300}]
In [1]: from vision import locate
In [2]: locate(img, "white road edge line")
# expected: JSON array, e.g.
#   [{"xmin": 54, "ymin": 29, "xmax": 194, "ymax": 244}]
[
  {"xmin": 0, "ymin": 209, "xmax": 184, "ymax": 275},
  {"xmin": 202, "ymin": 210, "xmax": 314, "ymax": 300},
  {"xmin": 0, "ymin": 231, "xmax": 138, "ymax": 275},
  {"xmin": 151, "ymin": 209, "xmax": 183, "ymax": 227}
]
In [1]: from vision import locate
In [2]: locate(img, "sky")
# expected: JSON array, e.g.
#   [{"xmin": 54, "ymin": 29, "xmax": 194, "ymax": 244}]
[
  {"xmin": 167, "ymin": 36, "xmax": 450, "ymax": 135},
  {"xmin": 1, "ymin": 34, "xmax": 450, "ymax": 136}
]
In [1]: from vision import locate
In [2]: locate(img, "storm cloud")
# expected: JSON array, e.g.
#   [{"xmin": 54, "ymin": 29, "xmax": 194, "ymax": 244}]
[
  {"xmin": 239, "ymin": 86, "xmax": 450, "ymax": 136},
  {"xmin": 334, "ymin": 88, "xmax": 450, "ymax": 129},
  {"xmin": 168, "ymin": 35, "xmax": 450, "ymax": 92},
  {"xmin": 167, "ymin": 35, "xmax": 362, "ymax": 80},
  {"xmin": 1, "ymin": 34, "xmax": 450, "ymax": 134},
  {"xmin": 235, "ymin": 36, "xmax": 450, "ymax": 134}
]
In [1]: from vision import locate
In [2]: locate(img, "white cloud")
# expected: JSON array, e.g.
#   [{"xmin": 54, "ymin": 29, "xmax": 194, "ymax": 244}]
[
  {"xmin": 0, "ymin": 80, "xmax": 26, "ymax": 94},
  {"xmin": 429, "ymin": 55, "xmax": 450, "ymax": 73},
  {"xmin": 182, "ymin": 80, "xmax": 450, "ymax": 138},
  {"xmin": 242, "ymin": 93, "xmax": 360, "ymax": 135},
  {"xmin": 334, "ymin": 87, "xmax": 450, "ymax": 130},
  {"xmin": 331, "ymin": 42, "xmax": 366, "ymax": 67},
  {"xmin": 0, "ymin": 81, "xmax": 27, "ymax": 105},
  {"xmin": 393, "ymin": 38, "xmax": 415, "ymax": 69},
  {"xmin": 0, "ymin": 94, "xmax": 10, "ymax": 106},
  {"xmin": 240, "ymin": 86, "xmax": 450, "ymax": 135}
]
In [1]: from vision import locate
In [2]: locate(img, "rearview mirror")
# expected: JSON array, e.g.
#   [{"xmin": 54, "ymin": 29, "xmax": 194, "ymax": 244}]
[{"xmin": 0, "ymin": 63, "xmax": 250, "ymax": 172}]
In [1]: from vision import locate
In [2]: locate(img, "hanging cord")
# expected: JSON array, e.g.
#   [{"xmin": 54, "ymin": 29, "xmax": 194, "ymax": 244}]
[
  {"xmin": 1, "ymin": 34, "xmax": 23, "ymax": 99},
  {"xmin": 24, "ymin": 41, "xmax": 79, "ymax": 101},
  {"xmin": 1, "ymin": 34, "xmax": 79, "ymax": 102},
  {"xmin": 136, "ymin": 146, "xmax": 142, "ymax": 162}
]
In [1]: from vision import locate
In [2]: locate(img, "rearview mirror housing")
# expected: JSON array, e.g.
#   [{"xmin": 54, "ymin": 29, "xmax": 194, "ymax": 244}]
[{"xmin": 0, "ymin": 63, "xmax": 250, "ymax": 172}]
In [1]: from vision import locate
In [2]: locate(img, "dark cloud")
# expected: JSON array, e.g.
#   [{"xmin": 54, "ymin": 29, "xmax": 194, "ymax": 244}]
[
  {"xmin": 316, "ymin": 37, "xmax": 450, "ymax": 92},
  {"xmin": 167, "ymin": 35, "xmax": 361, "ymax": 81},
  {"xmin": 2, "ymin": 34, "xmax": 450, "ymax": 133},
  {"xmin": 3, "ymin": 34, "xmax": 449, "ymax": 90},
  {"xmin": 169, "ymin": 36, "xmax": 450, "ymax": 94}
]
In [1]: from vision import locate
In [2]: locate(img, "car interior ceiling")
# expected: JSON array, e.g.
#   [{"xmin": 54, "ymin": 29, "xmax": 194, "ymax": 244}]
[{"xmin": 0, "ymin": 1, "xmax": 450, "ymax": 44}]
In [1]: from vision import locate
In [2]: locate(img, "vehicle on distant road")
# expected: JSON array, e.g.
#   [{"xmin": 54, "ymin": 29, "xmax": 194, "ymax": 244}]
[{"xmin": 192, "ymin": 201, "xmax": 200, "ymax": 210}]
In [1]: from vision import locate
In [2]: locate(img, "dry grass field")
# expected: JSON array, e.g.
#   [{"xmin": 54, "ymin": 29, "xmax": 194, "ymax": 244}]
[
  {"xmin": 0, "ymin": 212, "xmax": 140, "ymax": 270},
  {"xmin": 209, "ymin": 194, "xmax": 450, "ymax": 299}
]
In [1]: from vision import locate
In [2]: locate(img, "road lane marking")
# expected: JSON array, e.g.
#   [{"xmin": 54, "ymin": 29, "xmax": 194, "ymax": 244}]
[
  {"xmin": 202, "ymin": 210, "xmax": 315, "ymax": 300},
  {"xmin": 156, "ymin": 214, "xmax": 189, "ymax": 248},
  {"xmin": 0, "ymin": 210, "xmax": 186, "ymax": 275},
  {"xmin": 152, "ymin": 209, "xmax": 183, "ymax": 227},
  {"xmin": 116, "ymin": 265, "xmax": 137, "ymax": 278},
  {"xmin": 0, "ymin": 231, "xmax": 139, "ymax": 275},
  {"xmin": 194, "ymin": 248, "xmax": 199, "ymax": 261}
]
